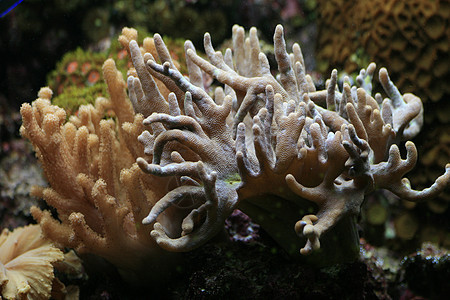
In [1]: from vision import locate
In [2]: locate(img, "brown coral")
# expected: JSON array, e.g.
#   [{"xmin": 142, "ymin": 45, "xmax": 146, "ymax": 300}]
[
  {"xmin": 21, "ymin": 24, "xmax": 449, "ymax": 274},
  {"xmin": 316, "ymin": 0, "xmax": 450, "ymax": 230},
  {"xmin": 130, "ymin": 25, "xmax": 448, "ymax": 260},
  {"xmin": 316, "ymin": 0, "xmax": 449, "ymax": 103}
]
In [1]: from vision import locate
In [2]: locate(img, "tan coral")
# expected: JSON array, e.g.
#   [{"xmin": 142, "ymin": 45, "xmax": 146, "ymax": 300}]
[
  {"xmin": 119, "ymin": 27, "xmax": 177, "ymax": 101},
  {"xmin": 0, "ymin": 225, "xmax": 64, "ymax": 300},
  {"xmin": 128, "ymin": 25, "xmax": 449, "ymax": 261},
  {"xmin": 21, "ymin": 24, "xmax": 449, "ymax": 270},
  {"xmin": 316, "ymin": 0, "xmax": 450, "ymax": 224},
  {"xmin": 20, "ymin": 59, "xmax": 178, "ymax": 282}
]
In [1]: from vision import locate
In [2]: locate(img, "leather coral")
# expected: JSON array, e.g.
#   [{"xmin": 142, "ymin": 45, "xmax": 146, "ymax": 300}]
[
  {"xmin": 131, "ymin": 24, "xmax": 449, "ymax": 261},
  {"xmin": 20, "ymin": 24, "xmax": 449, "ymax": 272},
  {"xmin": 20, "ymin": 56, "xmax": 178, "ymax": 281}
]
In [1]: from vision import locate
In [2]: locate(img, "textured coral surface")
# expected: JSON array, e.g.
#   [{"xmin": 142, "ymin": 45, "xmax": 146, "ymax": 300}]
[
  {"xmin": 316, "ymin": 0, "xmax": 449, "ymax": 103},
  {"xmin": 19, "ymin": 24, "xmax": 449, "ymax": 284},
  {"xmin": 316, "ymin": 0, "xmax": 450, "ymax": 248},
  {"xmin": 0, "ymin": 225, "xmax": 64, "ymax": 299},
  {"xmin": 129, "ymin": 25, "xmax": 449, "ymax": 260}
]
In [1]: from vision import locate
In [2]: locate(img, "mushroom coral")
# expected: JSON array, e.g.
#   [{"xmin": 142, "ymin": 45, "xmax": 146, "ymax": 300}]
[
  {"xmin": 20, "ymin": 24, "xmax": 449, "ymax": 276},
  {"xmin": 0, "ymin": 225, "xmax": 64, "ymax": 299}
]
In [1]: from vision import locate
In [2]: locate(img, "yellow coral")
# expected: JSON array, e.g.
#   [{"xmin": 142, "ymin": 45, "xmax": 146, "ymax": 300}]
[{"xmin": 0, "ymin": 225, "xmax": 64, "ymax": 300}]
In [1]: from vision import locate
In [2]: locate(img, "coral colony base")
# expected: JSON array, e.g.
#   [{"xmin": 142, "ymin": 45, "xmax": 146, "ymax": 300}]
[{"xmin": 20, "ymin": 25, "xmax": 449, "ymax": 280}]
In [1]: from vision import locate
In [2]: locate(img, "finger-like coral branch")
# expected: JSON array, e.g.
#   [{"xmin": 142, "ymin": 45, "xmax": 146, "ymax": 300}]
[
  {"xmin": 373, "ymin": 142, "xmax": 450, "ymax": 201},
  {"xmin": 22, "ymin": 24, "xmax": 448, "ymax": 271},
  {"xmin": 147, "ymin": 167, "xmax": 239, "ymax": 252}
]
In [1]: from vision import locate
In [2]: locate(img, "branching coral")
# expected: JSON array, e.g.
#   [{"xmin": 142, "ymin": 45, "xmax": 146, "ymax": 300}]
[
  {"xmin": 21, "ymin": 24, "xmax": 449, "ymax": 275},
  {"xmin": 130, "ymin": 24, "xmax": 449, "ymax": 260},
  {"xmin": 314, "ymin": 0, "xmax": 450, "ymax": 217},
  {"xmin": 20, "ymin": 62, "xmax": 178, "ymax": 282}
]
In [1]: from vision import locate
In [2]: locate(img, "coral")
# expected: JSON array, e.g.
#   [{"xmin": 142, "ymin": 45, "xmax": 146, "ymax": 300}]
[
  {"xmin": 412, "ymin": 125, "xmax": 450, "ymax": 205},
  {"xmin": 46, "ymin": 47, "xmax": 109, "ymax": 114},
  {"xmin": 115, "ymin": 27, "xmax": 187, "ymax": 76},
  {"xmin": 129, "ymin": 25, "xmax": 448, "ymax": 261},
  {"xmin": 46, "ymin": 28, "xmax": 188, "ymax": 116},
  {"xmin": 20, "ymin": 28, "xmax": 189, "ymax": 283},
  {"xmin": 0, "ymin": 225, "xmax": 64, "ymax": 299},
  {"xmin": 21, "ymin": 24, "xmax": 449, "ymax": 277},
  {"xmin": 316, "ymin": 0, "xmax": 449, "ymax": 103},
  {"xmin": 20, "ymin": 81, "xmax": 177, "ymax": 282},
  {"xmin": 316, "ymin": 0, "xmax": 450, "ymax": 252}
]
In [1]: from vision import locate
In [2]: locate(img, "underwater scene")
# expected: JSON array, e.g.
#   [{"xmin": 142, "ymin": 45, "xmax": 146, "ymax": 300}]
[{"xmin": 0, "ymin": 0, "xmax": 449, "ymax": 299}]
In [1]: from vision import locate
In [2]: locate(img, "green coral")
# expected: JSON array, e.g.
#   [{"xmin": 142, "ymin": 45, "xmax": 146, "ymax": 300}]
[
  {"xmin": 52, "ymin": 83, "xmax": 108, "ymax": 115},
  {"xmin": 47, "ymin": 30, "xmax": 190, "ymax": 113},
  {"xmin": 46, "ymin": 47, "xmax": 108, "ymax": 113}
]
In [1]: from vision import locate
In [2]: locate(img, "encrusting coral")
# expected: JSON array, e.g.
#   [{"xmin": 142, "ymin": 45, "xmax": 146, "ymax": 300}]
[
  {"xmin": 316, "ymin": 0, "xmax": 449, "ymax": 102},
  {"xmin": 314, "ymin": 0, "xmax": 450, "ymax": 218},
  {"xmin": 45, "ymin": 29, "xmax": 187, "ymax": 116},
  {"xmin": 20, "ymin": 24, "xmax": 449, "ymax": 277},
  {"xmin": 0, "ymin": 225, "xmax": 64, "ymax": 299}
]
